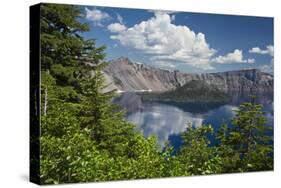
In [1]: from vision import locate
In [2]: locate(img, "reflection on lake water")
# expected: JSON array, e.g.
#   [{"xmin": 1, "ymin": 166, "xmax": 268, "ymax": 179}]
[{"xmin": 113, "ymin": 92, "xmax": 273, "ymax": 149}]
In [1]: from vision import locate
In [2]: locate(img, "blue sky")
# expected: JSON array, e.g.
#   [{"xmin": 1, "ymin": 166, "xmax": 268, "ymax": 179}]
[{"xmin": 80, "ymin": 5, "xmax": 273, "ymax": 73}]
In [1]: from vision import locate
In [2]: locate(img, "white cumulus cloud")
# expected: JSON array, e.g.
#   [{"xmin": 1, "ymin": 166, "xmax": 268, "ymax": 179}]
[
  {"xmin": 116, "ymin": 13, "xmax": 124, "ymax": 24},
  {"xmin": 249, "ymin": 45, "xmax": 274, "ymax": 56},
  {"xmin": 151, "ymin": 60, "xmax": 176, "ymax": 70},
  {"xmin": 109, "ymin": 12, "xmax": 216, "ymax": 70},
  {"xmin": 85, "ymin": 8, "xmax": 110, "ymax": 26},
  {"xmin": 107, "ymin": 23, "xmax": 127, "ymax": 33},
  {"xmin": 260, "ymin": 58, "xmax": 274, "ymax": 73},
  {"xmin": 212, "ymin": 49, "xmax": 254, "ymax": 64},
  {"xmin": 260, "ymin": 64, "xmax": 273, "ymax": 73},
  {"xmin": 247, "ymin": 58, "xmax": 255, "ymax": 64},
  {"xmin": 249, "ymin": 45, "xmax": 274, "ymax": 73}
]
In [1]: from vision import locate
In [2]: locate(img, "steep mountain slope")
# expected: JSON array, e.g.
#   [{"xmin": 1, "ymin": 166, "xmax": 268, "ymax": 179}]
[{"xmin": 104, "ymin": 57, "xmax": 181, "ymax": 91}]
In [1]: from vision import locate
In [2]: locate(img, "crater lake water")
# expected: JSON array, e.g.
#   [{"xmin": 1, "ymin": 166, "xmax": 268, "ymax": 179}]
[{"xmin": 114, "ymin": 92, "xmax": 273, "ymax": 149}]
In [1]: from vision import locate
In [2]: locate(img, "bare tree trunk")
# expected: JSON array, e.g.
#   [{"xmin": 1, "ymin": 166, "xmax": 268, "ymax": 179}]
[
  {"xmin": 43, "ymin": 87, "xmax": 48, "ymax": 116},
  {"xmin": 43, "ymin": 69, "xmax": 50, "ymax": 116}
]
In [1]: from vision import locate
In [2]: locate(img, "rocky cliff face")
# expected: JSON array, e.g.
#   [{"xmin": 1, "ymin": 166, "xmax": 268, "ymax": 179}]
[
  {"xmin": 206, "ymin": 69, "xmax": 273, "ymax": 93},
  {"xmin": 103, "ymin": 57, "xmax": 273, "ymax": 93},
  {"xmin": 104, "ymin": 57, "xmax": 180, "ymax": 91}
]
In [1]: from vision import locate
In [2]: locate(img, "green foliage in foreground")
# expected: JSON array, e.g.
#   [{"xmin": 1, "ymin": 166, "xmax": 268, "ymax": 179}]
[{"xmin": 38, "ymin": 4, "xmax": 273, "ymax": 184}]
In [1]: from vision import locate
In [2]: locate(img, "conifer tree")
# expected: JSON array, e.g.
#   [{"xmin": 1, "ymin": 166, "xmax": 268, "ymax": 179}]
[{"xmin": 217, "ymin": 101, "xmax": 273, "ymax": 172}]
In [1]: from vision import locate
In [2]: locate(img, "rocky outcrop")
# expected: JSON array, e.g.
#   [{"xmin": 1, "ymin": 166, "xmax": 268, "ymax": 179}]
[
  {"xmin": 104, "ymin": 57, "xmax": 180, "ymax": 91},
  {"xmin": 104, "ymin": 57, "xmax": 273, "ymax": 93}
]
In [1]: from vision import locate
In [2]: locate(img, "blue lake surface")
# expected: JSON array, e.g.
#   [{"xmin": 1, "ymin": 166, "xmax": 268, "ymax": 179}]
[{"xmin": 114, "ymin": 92, "xmax": 273, "ymax": 149}]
